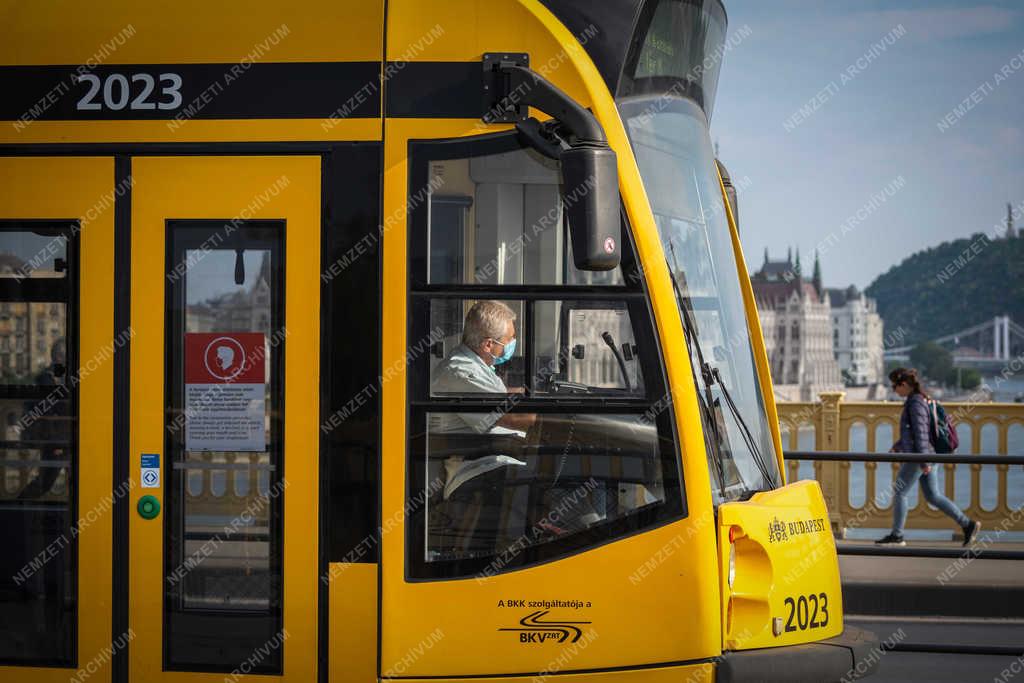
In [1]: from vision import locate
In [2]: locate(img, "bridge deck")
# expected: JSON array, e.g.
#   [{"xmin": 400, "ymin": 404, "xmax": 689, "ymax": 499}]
[
  {"xmin": 839, "ymin": 540, "xmax": 1024, "ymax": 619},
  {"xmin": 840, "ymin": 542, "xmax": 1024, "ymax": 680}
]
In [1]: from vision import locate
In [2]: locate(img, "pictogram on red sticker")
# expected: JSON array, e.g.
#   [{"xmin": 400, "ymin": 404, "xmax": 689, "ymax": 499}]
[
  {"xmin": 185, "ymin": 333, "xmax": 265, "ymax": 384},
  {"xmin": 603, "ymin": 236, "xmax": 616, "ymax": 254}
]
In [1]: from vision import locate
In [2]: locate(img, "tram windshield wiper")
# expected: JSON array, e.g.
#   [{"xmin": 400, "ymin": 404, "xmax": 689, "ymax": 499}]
[
  {"xmin": 665, "ymin": 252, "xmax": 778, "ymax": 493},
  {"xmin": 665, "ymin": 257, "xmax": 727, "ymax": 494},
  {"xmin": 710, "ymin": 364, "xmax": 777, "ymax": 488}
]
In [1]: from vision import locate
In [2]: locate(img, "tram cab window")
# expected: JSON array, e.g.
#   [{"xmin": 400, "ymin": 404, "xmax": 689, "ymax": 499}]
[
  {"xmin": 427, "ymin": 299, "xmax": 646, "ymax": 400},
  {"xmin": 532, "ymin": 301, "xmax": 645, "ymax": 396},
  {"xmin": 419, "ymin": 145, "xmax": 623, "ymax": 287},
  {"xmin": 422, "ymin": 412, "xmax": 667, "ymax": 568},
  {"xmin": 428, "ymin": 299, "xmax": 526, "ymax": 396},
  {"xmin": 408, "ymin": 135, "xmax": 685, "ymax": 580},
  {"xmin": 619, "ymin": 94, "xmax": 780, "ymax": 503}
]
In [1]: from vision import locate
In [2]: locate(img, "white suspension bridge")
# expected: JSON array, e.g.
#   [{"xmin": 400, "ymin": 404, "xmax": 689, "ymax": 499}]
[{"xmin": 885, "ymin": 315, "xmax": 1024, "ymax": 368}]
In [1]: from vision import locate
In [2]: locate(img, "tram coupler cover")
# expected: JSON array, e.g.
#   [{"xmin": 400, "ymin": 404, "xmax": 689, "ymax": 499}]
[{"xmin": 561, "ymin": 144, "xmax": 620, "ymax": 270}]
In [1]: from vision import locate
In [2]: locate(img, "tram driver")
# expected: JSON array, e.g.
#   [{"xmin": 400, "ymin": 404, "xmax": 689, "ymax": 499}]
[
  {"xmin": 429, "ymin": 301, "xmax": 604, "ymax": 554},
  {"xmin": 431, "ymin": 299, "xmax": 535, "ymax": 434},
  {"xmin": 429, "ymin": 301, "xmax": 545, "ymax": 554},
  {"xmin": 430, "ymin": 300, "xmax": 534, "ymax": 496}
]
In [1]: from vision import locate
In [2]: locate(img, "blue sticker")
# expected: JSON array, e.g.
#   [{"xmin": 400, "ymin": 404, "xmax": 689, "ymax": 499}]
[{"xmin": 141, "ymin": 453, "xmax": 161, "ymax": 488}]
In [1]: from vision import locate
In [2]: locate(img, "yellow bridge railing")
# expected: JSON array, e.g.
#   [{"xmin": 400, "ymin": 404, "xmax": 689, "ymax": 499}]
[{"xmin": 777, "ymin": 392, "xmax": 1024, "ymax": 538}]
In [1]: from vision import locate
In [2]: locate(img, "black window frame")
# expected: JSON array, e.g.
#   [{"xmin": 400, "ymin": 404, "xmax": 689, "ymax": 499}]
[
  {"xmin": 162, "ymin": 219, "xmax": 285, "ymax": 674},
  {"xmin": 0, "ymin": 219, "xmax": 80, "ymax": 667},
  {"xmin": 322, "ymin": 143, "xmax": 383, "ymax": 566},
  {"xmin": 405, "ymin": 132, "xmax": 687, "ymax": 581}
]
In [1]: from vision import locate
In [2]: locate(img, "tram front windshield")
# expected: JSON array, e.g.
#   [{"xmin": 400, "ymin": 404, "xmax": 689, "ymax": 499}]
[{"xmin": 618, "ymin": 95, "xmax": 779, "ymax": 503}]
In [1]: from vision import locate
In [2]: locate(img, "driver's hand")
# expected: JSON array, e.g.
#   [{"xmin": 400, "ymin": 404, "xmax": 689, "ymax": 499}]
[{"xmin": 496, "ymin": 411, "xmax": 537, "ymax": 433}]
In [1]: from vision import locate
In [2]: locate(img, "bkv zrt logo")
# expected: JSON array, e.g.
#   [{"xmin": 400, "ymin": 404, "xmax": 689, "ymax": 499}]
[
  {"xmin": 768, "ymin": 516, "xmax": 788, "ymax": 543},
  {"xmin": 498, "ymin": 610, "xmax": 591, "ymax": 644}
]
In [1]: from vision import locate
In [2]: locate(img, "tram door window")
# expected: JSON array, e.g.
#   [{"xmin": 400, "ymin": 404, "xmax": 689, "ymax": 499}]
[
  {"xmin": 164, "ymin": 221, "xmax": 284, "ymax": 672},
  {"xmin": 0, "ymin": 222, "xmax": 77, "ymax": 666}
]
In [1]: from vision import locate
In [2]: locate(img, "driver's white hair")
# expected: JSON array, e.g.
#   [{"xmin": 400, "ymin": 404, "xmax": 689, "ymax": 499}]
[{"xmin": 462, "ymin": 300, "xmax": 516, "ymax": 349}]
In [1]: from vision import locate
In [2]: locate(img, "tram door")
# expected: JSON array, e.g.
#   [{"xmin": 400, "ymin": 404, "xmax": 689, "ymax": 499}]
[
  {"xmin": 129, "ymin": 157, "xmax": 320, "ymax": 681},
  {"xmin": 0, "ymin": 158, "xmax": 116, "ymax": 681}
]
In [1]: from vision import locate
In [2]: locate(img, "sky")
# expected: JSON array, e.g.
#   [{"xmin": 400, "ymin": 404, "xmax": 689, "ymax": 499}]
[{"xmin": 710, "ymin": 0, "xmax": 1024, "ymax": 289}]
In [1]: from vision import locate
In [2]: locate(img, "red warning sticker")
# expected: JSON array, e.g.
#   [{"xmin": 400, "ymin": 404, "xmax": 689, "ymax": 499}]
[{"xmin": 184, "ymin": 332, "xmax": 267, "ymax": 452}]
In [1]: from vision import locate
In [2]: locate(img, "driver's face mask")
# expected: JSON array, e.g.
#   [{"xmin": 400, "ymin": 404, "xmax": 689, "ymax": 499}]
[{"xmin": 489, "ymin": 337, "xmax": 517, "ymax": 365}]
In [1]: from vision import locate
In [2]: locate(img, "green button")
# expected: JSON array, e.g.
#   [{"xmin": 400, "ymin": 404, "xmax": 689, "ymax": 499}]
[{"xmin": 137, "ymin": 495, "xmax": 161, "ymax": 520}]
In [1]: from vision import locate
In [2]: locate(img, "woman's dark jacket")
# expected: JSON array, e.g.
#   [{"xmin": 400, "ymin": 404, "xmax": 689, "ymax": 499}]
[{"xmin": 893, "ymin": 392, "xmax": 935, "ymax": 454}]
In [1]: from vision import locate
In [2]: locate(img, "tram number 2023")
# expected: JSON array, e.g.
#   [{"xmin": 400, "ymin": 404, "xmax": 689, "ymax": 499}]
[
  {"xmin": 73, "ymin": 73, "xmax": 183, "ymax": 112},
  {"xmin": 783, "ymin": 592, "xmax": 829, "ymax": 632}
]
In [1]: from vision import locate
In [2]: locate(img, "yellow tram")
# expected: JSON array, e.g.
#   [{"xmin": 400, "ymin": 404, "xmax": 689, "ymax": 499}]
[{"xmin": 0, "ymin": 1, "xmax": 875, "ymax": 682}]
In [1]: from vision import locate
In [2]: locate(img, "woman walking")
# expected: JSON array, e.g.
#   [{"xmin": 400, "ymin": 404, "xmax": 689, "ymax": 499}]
[{"xmin": 876, "ymin": 368, "xmax": 980, "ymax": 546}]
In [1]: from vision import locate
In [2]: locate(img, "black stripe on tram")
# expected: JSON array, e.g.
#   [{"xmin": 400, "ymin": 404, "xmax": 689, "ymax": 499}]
[
  {"xmin": 384, "ymin": 62, "xmax": 482, "ymax": 118},
  {"xmin": 112, "ymin": 155, "xmax": 131, "ymax": 683},
  {"xmin": 318, "ymin": 153, "xmax": 330, "ymax": 683},
  {"xmin": 0, "ymin": 62, "xmax": 382, "ymax": 121}
]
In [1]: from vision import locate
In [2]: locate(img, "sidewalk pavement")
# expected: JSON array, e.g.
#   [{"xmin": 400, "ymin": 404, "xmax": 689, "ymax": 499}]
[{"xmin": 838, "ymin": 541, "xmax": 1024, "ymax": 618}]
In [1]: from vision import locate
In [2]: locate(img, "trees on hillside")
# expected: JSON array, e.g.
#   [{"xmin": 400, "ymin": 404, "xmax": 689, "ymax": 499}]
[
  {"xmin": 908, "ymin": 342, "xmax": 981, "ymax": 390},
  {"xmin": 866, "ymin": 233, "xmax": 1024, "ymax": 344},
  {"xmin": 910, "ymin": 342, "xmax": 953, "ymax": 383}
]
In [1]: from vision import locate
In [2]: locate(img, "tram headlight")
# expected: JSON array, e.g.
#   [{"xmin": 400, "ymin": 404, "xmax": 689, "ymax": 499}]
[
  {"xmin": 727, "ymin": 525, "xmax": 740, "ymax": 589},
  {"xmin": 728, "ymin": 541, "xmax": 736, "ymax": 588}
]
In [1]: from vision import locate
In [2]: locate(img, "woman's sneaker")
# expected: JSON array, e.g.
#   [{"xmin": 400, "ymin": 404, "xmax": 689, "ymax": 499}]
[
  {"xmin": 962, "ymin": 520, "xmax": 981, "ymax": 547},
  {"xmin": 875, "ymin": 533, "xmax": 906, "ymax": 546}
]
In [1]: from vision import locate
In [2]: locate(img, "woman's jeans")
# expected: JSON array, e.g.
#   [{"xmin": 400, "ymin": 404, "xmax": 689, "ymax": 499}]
[{"xmin": 892, "ymin": 462, "xmax": 970, "ymax": 534}]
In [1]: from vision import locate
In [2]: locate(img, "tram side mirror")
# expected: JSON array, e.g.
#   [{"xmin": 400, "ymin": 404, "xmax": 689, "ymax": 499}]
[{"xmin": 561, "ymin": 145, "xmax": 620, "ymax": 271}]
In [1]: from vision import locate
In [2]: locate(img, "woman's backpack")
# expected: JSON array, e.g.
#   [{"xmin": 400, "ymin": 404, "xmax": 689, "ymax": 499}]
[{"xmin": 928, "ymin": 399, "xmax": 959, "ymax": 453}]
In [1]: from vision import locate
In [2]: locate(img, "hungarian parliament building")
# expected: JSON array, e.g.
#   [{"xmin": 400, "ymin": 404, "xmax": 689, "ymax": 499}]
[{"xmin": 751, "ymin": 250, "xmax": 886, "ymax": 401}]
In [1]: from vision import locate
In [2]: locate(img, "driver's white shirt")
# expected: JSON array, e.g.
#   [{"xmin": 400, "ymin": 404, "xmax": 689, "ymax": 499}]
[
  {"xmin": 430, "ymin": 344, "xmax": 513, "ymax": 434},
  {"xmin": 430, "ymin": 344, "xmax": 526, "ymax": 498}
]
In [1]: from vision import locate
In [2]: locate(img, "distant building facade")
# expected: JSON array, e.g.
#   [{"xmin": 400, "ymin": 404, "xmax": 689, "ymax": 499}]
[
  {"xmin": 0, "ymin": 254, "xmax": 66, "ymax": 383},
  {"xmin": 826, "ymin": 286, "xmax": 885, "ymax": 386},
  {"xmin": 751, "ymin": 252, "xmax": 841, "ymax": 400},
  {"xmin": 186, "ymin": 252, "xmax": 272, "ymax": 336}
]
